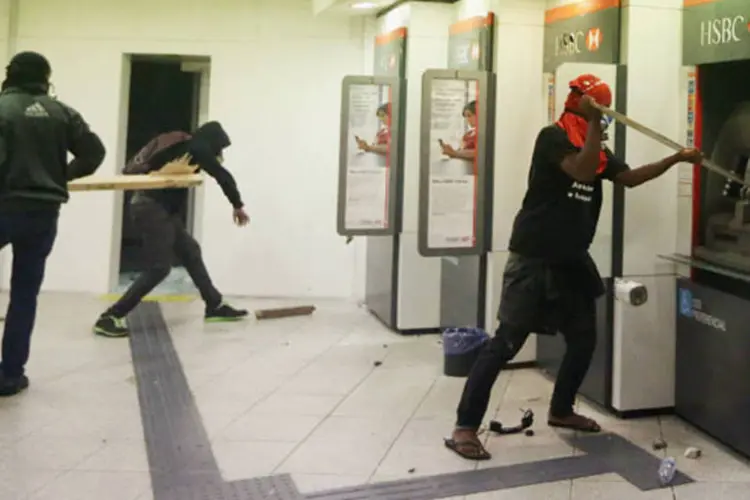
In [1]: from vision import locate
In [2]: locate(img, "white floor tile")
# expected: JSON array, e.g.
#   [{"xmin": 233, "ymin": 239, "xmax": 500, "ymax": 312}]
[
  {"xmin": 28, "ymin": 470, "xmax": 151, "ymax": 500},
  {"xmin": 467, "ymin": 482, "xmax": 572, "ymax": 499},
  {"xmin": 571, "ymin": 480, "xmax": 673, "ymax": 499}
]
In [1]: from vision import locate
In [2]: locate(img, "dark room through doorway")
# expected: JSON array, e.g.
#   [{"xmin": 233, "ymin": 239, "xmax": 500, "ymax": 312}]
[{"xmin": 116, "ymin": 55, "xmax": 209, "ymax": 296}]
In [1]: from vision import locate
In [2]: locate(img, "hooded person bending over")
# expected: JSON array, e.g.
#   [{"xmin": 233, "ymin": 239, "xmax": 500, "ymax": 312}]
[
  {"xmin": 93, "ymin": 121, "xmax": 250, "ymax": 338},
  {"xmin": 444, "ymin": 74, "xmax": 702, "ymax": 460}
]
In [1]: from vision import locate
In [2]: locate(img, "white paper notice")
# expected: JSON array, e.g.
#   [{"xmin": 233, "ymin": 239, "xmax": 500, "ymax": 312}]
[
  {"xmin": 427, "ymin": 78, "xmax": 477, "ymax": 249},
  {"xmin": 345, "ymin": 84, "xmax": 391, "ymax": 230}
]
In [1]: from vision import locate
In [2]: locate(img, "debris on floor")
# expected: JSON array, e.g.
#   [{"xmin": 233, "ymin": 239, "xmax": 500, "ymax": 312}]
[
  {"xmin": 254, "ymin": 305, "xmax": 316, "ymax": 320},
  {"xmin": 489, "ymin": 409, "xmax": 535, "ymax": 435},
  {"xmin": 525, "ymin": 429, "xmax": 535, "ymax": 437},
  {"xmin": 658, "ymin": 457, "xmax": 677, "ymax": 486},
  {"xmin": 652, "ymin": 438, "xmax": 668, "ymax": 451},
  {"xmin": 408, "ymin": 468, "xmax": 416, "ymax": 474},
  {"xmin": 684, "ymin": 447, "xmax": 702, "ymax": 459},
  {"xmin": 373, "ymin": 361, "xmax": 383, "ymax": 367}
]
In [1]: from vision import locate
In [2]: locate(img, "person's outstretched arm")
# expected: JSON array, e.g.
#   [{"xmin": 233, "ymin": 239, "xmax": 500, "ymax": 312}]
[
  {"xmin": 364, "ymin": 144, "xmax": 388, "ymax": 155},
  {"xmin": 192, "ymin": 146, "xmax": 244, "ymax": 209},
  {"xmin": 614, "ymin": 149, "xmax": 703, "ymax": 188}
]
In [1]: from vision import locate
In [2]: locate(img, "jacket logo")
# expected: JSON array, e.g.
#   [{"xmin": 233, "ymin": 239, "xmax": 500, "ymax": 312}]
[{"xmin": 24, "ymin": 102, "xmax": 49, "ymax": 118}]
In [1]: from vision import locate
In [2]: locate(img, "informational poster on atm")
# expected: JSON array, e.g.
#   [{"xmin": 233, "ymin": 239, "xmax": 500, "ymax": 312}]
[
  {"xmin": 428, "ymin": 79, "xmax": 477, "ymax": 248},
  {"xmin": 343, "ymin": 84, "xmax": 392, "ymax": 231},
  {"xmin": 337, "ymin": 76, "xmax": 401, "ymax": 237},
  {"xmin": 420, "ymin": 74, "xmax": 487, "ymax": 255}
]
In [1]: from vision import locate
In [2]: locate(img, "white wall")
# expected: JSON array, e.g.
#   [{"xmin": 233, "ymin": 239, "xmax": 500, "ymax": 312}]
[
  {"xmin": 613, "ymin": 0, "xmax": 684, "ymax": 411},
  {"xmin": 5, "ymin": 0, "xmax": 368, "ymax": 299},
  {"xmin": 480, "ymin": 0, "xmax": 546, "ymax": 363}
]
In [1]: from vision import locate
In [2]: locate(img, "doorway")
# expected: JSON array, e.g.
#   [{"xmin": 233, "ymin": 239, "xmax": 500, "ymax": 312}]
[{"xmin": 116, "ymin": 55, "xmax": 209, "ymax": 296}]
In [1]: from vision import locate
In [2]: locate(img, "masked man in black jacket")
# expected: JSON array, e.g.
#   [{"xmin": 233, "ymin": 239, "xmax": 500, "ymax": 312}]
[
  {"xmin": 93, "ymin": 122, "xmax": 250, "ymax": 338},
  {"xmin": 0, "ymin": 51, "xmax": 106, "ymax": 396}
]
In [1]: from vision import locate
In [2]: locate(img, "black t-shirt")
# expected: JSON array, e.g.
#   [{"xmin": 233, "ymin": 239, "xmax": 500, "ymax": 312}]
[{"xmin": 508, "ymin": 125, "xmax": 629, "ymax": 261}]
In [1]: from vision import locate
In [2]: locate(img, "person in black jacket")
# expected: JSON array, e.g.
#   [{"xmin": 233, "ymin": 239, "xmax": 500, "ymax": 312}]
[
  {"xmin": 0, "ymin": 51, "xmax": 105, "ymax": 396},
  {"xmin": 93, "ymin": 122, "xmax": 250, "ymax": 338}
]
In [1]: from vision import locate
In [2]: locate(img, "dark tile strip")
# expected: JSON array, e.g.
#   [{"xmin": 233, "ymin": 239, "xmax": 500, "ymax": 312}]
[{"xmin": 128, "ymin": 303, "xmax": 223, "ymax": 495}]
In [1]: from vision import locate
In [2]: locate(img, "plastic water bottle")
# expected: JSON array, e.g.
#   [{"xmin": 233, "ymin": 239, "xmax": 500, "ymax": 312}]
[{"xmin": 658, "ymin": 457, "xmax": 677, "ymax": 486}]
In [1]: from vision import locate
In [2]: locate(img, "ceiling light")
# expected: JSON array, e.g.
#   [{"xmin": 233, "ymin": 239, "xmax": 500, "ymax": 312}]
[{"xmin": 352, "ymin": 2, "xmax": 378, "ymax": 9}]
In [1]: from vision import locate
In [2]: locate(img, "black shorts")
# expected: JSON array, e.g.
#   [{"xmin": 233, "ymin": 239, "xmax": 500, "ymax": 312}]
[{"xmin": 497, "ymin": 252, "xmax": 604, "ymax": 335}]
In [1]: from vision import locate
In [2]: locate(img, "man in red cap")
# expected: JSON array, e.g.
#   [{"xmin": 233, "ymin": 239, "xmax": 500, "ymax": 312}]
[{"xmin": 444, "ymin": 74, "xmax": 702, "ymax": 460}]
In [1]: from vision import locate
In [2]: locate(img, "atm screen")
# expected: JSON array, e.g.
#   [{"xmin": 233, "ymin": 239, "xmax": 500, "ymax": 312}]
[{"xmin": 693, "ymin": 59, "xmax": 750, "ymax": 292}]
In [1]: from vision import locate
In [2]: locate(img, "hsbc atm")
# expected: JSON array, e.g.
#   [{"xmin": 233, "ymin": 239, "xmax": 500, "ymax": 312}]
[
  {"xmin": 661, "ymin": 0, "xmax": 750, "ymax": 459},
  {"xmin": 536, "ymin": 1, "xmax": 627, "ymax": 412}
]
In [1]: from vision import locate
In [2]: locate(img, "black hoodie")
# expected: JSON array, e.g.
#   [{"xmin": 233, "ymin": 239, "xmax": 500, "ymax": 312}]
[{"xmin": 143, "ymin": 121, "xmax": 243, "ymax": 212}]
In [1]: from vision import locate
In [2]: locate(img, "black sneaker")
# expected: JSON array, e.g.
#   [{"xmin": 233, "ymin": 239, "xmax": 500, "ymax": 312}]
[
  {"xmin": 205, "ymin": 303, "xmax": 249, "ymax": 323},
  {"xmin": 0, "ymin": 373, "xmax": 29, "ymax": 397},
  {"xmin": 93, "ymin": 315, "xmax": 129, "ymax": 338}
]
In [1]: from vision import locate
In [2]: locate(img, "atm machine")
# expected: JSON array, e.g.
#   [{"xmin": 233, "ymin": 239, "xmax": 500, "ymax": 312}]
[
  {"xmin": 535, "ymin": 1, "xmax": 626, "ymax": 411},
  {"xmin": 417, "ymin": 67, "xmax": 493, "ymax": 332},
  {"xmin": 662, "ymin": 0, "xmax": 750, "ymax": 458},
  {"xmin": 427, "ymin": 14, "xmax": 496, "ymax": 330},
  {"xmin": 338, "ymin": 28, "xmax": 407, "ymax": 330},
  {"xmin": 339, "ymin": 25, "xmax": 449, "ymax": 334}
]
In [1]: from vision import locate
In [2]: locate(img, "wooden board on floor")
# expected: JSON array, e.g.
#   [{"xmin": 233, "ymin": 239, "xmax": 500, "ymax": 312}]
[
  {"xmin": 69, "ymin": 173, "xmax": 203, "ymax": 192},
  {"xmin": 255, "ymin": 305, "xmax": 316, "ymax": 320}
]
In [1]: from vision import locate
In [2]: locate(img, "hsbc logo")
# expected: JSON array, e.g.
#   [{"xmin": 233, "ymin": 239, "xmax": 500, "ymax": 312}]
[
  {"xmin": 587, "ymin": 28, "xmax": 602, "ymax": 51},
  {"xmin": 700, "ymin": 15, "xmax": 747, "ymax": 46},
  {"xmin": 554, "ymin": 28, "xmax": 603, "ymax": 57}
]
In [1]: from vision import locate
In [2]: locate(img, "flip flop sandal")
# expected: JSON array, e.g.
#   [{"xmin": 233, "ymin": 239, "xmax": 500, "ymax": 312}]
[
  {"xmin": 548, "ymin": 416, "xmax": 601, "ymax": 433},
  {"xmin": 444, "ymin": 437, "xmax": 492, "ymax": 461}
]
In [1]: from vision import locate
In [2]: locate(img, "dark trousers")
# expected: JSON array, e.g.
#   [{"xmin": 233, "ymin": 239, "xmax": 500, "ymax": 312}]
[
  {"xmin": 106, "ymin": 198, "xmax": 221, "ymax": 318},
  {"xmin": 0, "ymin": 209, "xmax": 58, "ymax": 378},
  {"xmin": 456, "ymin": 306, "xmax": 597, "ymax": 429}
]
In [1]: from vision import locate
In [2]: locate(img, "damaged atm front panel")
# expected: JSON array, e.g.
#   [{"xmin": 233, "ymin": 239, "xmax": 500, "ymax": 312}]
[{"xmin": 681, "ymin": 0, "xmax": 750, "ymax": 282}]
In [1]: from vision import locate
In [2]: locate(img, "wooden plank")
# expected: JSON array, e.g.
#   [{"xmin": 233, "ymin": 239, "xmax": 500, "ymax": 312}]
[
  {"xmin": 591, "ymin": 102, "xmax": 749, "ymax": 188},
  {"xmin": 254, "ymin": 305, "xmax": 316, "ymax": 320},
  {"xmin": 68, "ymin": 173, "xmax": 203, "ymax": 192}
]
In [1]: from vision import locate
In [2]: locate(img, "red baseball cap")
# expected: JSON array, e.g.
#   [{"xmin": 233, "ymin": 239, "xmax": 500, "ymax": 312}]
[{"xmin": 569, "ymin": 74, "xmax": 612, "ymax": 108}]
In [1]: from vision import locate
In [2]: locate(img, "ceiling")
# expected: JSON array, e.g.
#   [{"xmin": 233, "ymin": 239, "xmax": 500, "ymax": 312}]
[
  {"xmin": 312, "ymin": 0, "xmax": 400, "ymax": 16},
  {"xmin": 313, "ymin": 0, "xmax": 456, "ymax": 17}
]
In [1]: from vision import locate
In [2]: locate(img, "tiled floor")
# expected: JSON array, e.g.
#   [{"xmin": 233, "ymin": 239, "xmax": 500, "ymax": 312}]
[{"xmin": 1, "ymin": 292, "xmax": 749, "ymax": 499}]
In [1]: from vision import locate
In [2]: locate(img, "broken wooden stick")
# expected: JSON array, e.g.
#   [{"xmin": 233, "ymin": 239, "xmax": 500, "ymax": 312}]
[{"xmin": 254, "ymin": 305, "xmax": 316, "ymax": 320}]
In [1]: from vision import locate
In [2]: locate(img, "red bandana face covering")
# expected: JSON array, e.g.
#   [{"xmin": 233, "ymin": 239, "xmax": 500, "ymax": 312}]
[{"xmin": 555, "ymin": 74, "xmax": 612, "ymax": 174}]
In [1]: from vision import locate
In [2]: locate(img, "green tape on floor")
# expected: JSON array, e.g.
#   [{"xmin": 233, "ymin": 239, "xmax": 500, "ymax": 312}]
[{"xmin": 101, "ymin": 293, "xmax": 197, "ymax": 303}]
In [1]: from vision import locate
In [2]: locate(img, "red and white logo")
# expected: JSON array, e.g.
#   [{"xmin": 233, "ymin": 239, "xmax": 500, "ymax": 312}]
[
  {"xmin": 587, "ymin": 28, "xmax": 602, "ymax": 52},
  {"xmin": 470, "ymin": 42, "xmax": 480, "ymax": 60}
]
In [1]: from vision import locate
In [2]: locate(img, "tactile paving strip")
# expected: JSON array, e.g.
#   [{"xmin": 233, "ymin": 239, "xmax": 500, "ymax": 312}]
[
  {"xmin": 155, "ymin": 475, "xmax": 304, "ymax": 500},
  {"xmin": 127, "ymin": 304, "xmax": 694, "ymax": 500},
  {"xmin": 128, "ymin": 304, "xmax": 224, "ymax": 490},
  {"xmin": 305, "ymin": 434, "xmax": 694, "ymax": 500}
]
